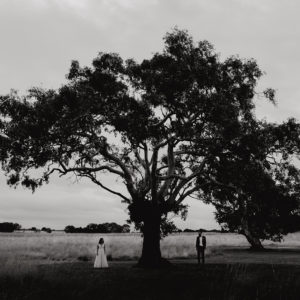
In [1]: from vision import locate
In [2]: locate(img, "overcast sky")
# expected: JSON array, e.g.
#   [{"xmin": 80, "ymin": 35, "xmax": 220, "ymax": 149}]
[{"xmin": 1, "ymin": 0, "xmax": 300, "ymax": 230}]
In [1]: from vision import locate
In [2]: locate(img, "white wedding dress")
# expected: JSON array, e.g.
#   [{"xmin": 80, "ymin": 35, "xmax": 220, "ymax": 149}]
[{"xmin": 94, "ymin": 243, "xmax": 109, "ymax": 268}]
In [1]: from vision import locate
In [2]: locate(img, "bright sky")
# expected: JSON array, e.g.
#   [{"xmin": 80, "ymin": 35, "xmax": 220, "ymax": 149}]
[{"xmin": 1, "ymin": 0, "xmax": 300, "ymax": 230}]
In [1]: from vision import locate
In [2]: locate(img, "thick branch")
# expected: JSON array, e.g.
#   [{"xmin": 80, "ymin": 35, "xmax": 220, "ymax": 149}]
[
  {"xmin": 158, "ymin": 141, "xmax": 175, "ymax": 198},
  {"xmin": 100, "ymin": 142, "xmax": 136, "ymax": 197},
  {"xmin": 44, "ymin": 163, "xmax": 131, "ymax": 202},
  {"xmin": 56, "ymin": 165, "xmax": 125, "ymax": 177},
  {"xmin": 141, "ymin": 142, "xmax": 151, "ymax": 195},
  {"xmin": 151, "ymin": 148, "xmax": 159, "ymax": 201},
  {"xmin": 176, "ymin": 185, "xmax": 206, "ymax": 204},
  {"xmin": 44, "ymin": 167, "xmax": 65, "ymax": 178},
  {"xmin": 85, "ymin": 173, "xmax": 130, "ymax": 202},
  {"xmin": 168, "ymin": 158, "xmax": 207, "ymax": 205},
  {"xmin": 153, "ymin": 134, "xmax": 176, "ymax": 151},
  {"xmin": 133, "ymin": 146, "xmax": 146, "ymax": 168},
  {"xmin": 152, "ymin": 112, "xmax": 173, "ymax": 127},
  {"xmin": 208, "ymin": 176, "xmax": 238, "ymax": 191}
]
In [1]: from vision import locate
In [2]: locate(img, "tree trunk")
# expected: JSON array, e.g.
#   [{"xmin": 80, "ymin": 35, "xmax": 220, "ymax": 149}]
[
  {"xmin": 137, "ymin": 208, "xmax": 170, "ymax": 268},
  {"xmin": 241, "ymin": 219, "xmax": 264, "ymax": 250},
  {"xmin": 243, "ymin": 231, "xmax": 264, "ymax": 250},
  {"xmin": 240, "ymin": 211, "xmax": 264, "ymax": 251}
]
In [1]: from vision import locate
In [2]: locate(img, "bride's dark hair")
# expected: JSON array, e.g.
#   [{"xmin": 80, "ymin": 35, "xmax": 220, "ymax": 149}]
[{"xmin": 99, "ymin": 238, "xmax": 104, "ymax": 244}]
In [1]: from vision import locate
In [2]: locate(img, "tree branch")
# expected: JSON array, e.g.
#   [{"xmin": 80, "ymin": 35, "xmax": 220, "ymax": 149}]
[
  {"xmin": 208, "ymin": 176, "xmax": 238, "ymax": 191},
  {"xmin": 150, "ymin": 149, "xmax": 159, "ymax": 201},
  {"xmin": 157, "ymin": 174, "xmax": 187, "ymax": 181},
  {"xmin": 153, "ymin": 134, "xmax": 176, "ymax": 151},
  {"xmin": 152, "ymin": 112, "xmax": 173, "ymax": 127},
  {"xmin": 176, "ymin": 186, "xmax": 200, "ymax": 203},
  {"xmin": 85, "ymin": 173, "xmax": 131, "ymax": 203},
  {"xmin": 168, "ymin": 158, "xmax": 207, "ymax": 204},
  {"xmin": 99, "ymin": 141, "xmax": 136, "ymax": 197},
  {"xmin": 57, "ymin": 165, "xmax": 125, "ymax": 177},
  {"xmin": 140, "ymin": 142, "xmax": 151, "ymax": 195},
  {"xmin": 158, "ymin": 141, "xmax": 175, "ymax": 198}
]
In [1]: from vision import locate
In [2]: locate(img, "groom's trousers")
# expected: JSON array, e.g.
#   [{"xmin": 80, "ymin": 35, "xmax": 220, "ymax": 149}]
[{"xmin": 197, "ymin": 246, "xmax": 205, "ymax": 264}]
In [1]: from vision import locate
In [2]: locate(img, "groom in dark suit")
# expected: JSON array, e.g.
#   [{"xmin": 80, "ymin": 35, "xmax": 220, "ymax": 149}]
[{"xmin": 196, "ymin": 230, "xmax": 206, "ymax": 264}]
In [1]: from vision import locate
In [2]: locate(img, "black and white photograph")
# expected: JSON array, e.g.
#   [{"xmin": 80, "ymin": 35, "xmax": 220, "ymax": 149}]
[{"xmin": 1, "ymin": 1, "xmax": 300, "ymax": 299}]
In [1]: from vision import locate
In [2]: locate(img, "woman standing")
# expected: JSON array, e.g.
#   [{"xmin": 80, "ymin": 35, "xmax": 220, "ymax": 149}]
[{"xmin": 94, "ymin": 238, "xmax": 109, "ymax": 268}]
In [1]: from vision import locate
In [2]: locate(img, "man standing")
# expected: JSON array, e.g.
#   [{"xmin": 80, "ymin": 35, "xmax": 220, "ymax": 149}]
[{"xmin": 196, "ymin": 230, "xmax": 206, "ymax": 265}]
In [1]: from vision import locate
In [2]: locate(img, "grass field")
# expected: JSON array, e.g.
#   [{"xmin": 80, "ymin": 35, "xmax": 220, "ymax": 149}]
[
  {"xmin": 1, "ymin": 259, "xmax": 300, "ymax": 299},
  {"xmin": 1, "ymin": 232, "xmax": 300, "ymax": 299},
  {"xmin": 2, "ymin": 231, "xmax": 300, "ymax": 263}
]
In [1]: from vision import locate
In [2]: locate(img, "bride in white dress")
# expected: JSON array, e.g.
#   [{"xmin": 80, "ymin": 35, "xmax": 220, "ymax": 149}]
[{"xmin": 94, "ymin": 238, "xmax": 109, "ymax": 268}]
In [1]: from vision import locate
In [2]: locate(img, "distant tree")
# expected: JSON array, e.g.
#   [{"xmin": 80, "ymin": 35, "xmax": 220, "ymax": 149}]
[
  {"xmin": 41, "ymin": 227, "xmax": 52, "ymax": 233},
  {"xmin": 86, "ymin": 223, "xmax": 99, "ymax": 233},
  {"xmin": 77, "ymin": 227, "xmax": 85, "ymax": 233},
  {"xmin": 122, "ymin": 224, "xmax": 131, "ymax": 233},
  {"xmin": 30, "ymin": 227, "xmax": 38, "ymax": 232},
  {"xmin": 0, "ymin": 28, "xmax": 279, "ymax": 267},
  {"xmin": 103, "ymin": 222, "xmax": 123, "ymax": 233},
  {"xmin": 183, "ymin": 228, "xmax": 195, "ymax": 233},
  {"xmin": 64, "ymin": 222, "xmax": 128, "ymax": 233},
  {"xmin": 200, "ymin": 119, "xmax": 300, "ymax": 249},
  {"xmin": 13, "ymin": 223, "xmax": 22, "ymax": 231},
  {"xmin": 96, "ymin": 223, "xmax": 108, "ymax": 233},
  {"xmin": 0, "ymin": 222, "xmax": 21, "ymax": 232},
  {"xmin": 64, "ymin": 225, "xmax": 76, "ymax": 233}
]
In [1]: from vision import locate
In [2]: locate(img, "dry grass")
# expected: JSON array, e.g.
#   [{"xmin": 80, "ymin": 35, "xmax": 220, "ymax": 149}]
[
  {"xmin": 1, "ymin": 232, "xmax": 300, "ymax": 299},
  {"xmin": 1, "ymin": 231, "xmax": 300, "ymax": 264}
]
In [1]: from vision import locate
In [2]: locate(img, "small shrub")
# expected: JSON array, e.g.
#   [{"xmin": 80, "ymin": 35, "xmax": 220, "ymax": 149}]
[{"xmin": 77, "ymin": 256, "xmax": 90, "ymax": 262}]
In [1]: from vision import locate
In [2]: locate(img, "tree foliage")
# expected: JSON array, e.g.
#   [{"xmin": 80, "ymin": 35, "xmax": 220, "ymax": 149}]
[
  {"xmin": 0, "ymin": 29, "xmax": 270, "ymax": 211},
  {"xmin": 0, "ymin": 222, "xmax": 21, "ymax": 232},
  {"xmin": 0, "ymin": 28, "xmax": 283, "ymax": 264},
  {"xmin": 64, "ymin": 222, "xmax": 130, "ymax": 233},
  {"xmin": 41, "ymin": 227, "xmax": 52, "ymax": 233},
  {"xmin": 199, "ymin": 118, "xmax": 300, "ymax": 248}
]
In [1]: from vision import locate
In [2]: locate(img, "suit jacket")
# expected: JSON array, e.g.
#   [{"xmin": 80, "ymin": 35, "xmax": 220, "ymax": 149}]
[{"xmin": 196, "ymin": 236, "xmax": 206, "ymax": 249}]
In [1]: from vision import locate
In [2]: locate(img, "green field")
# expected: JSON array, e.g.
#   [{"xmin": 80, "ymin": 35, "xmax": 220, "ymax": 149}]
[{"xmin": 1, "ymin": 232, "xmax": 300, "ymax": 299}]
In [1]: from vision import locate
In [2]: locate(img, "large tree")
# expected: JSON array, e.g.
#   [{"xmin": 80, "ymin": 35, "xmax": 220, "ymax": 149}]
[
  {"xmin": 199, "ymin": 119, "xmax": 300, "ymax": 249},
  {"xmin": 0, "ymin": 29, "xmax": 274, "ymax": 267}
]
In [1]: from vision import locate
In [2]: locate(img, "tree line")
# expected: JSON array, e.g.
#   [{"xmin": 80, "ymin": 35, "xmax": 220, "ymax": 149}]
[
  {"xmin": 0, "ymin": 221, "xmax": 222, "ymax": 234},
  {"xmin": 0, "ymin": 222, "xmax": 21, "ymax": 232},
  {"xmin": 0, "ymin": 223, "xmax": 54, "ymax": 233},
  {"xmin": 1, "ymin": 28, "xmax": 300, "ymax": 267},
  {"xmin": 0, "ymin": 222, "xmax": 133, "ymax": 233},
  {"xmin": 64, "ymin": 222, "xmax": 130, "ymax": 233}
]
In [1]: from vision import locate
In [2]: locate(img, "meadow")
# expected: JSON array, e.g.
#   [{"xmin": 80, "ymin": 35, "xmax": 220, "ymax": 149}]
[
  {"xmin": 1, "ymin": 232, "xmax": 300, "ymax": 299},
  {"xmin": 1, "ymin": 231, "xmax": 300, "ymax": 263}
]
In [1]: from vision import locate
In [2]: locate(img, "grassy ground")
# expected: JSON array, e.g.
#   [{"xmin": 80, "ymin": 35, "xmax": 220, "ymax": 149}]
[
  {"xmin": 1, "ymin": 231, "xmax": 300, "ymax": 262},
  {"xmin": 1, "ymin": 259, "xmax": 300, "ymax": 300},
  {"xmin": 1, "ymin": 233, "xmax": 300, "ymax": 299}
]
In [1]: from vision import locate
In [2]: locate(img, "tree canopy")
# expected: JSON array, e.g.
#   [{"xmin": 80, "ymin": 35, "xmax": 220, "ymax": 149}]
[
  {"xmin": 0, "ymin": 28, "xmax": 285, "ymax": 266},
  {"xmin": 0, "ymin": 222, "xmax": 21, "ymax": 232},
  {"xmin": 199, "ymin": 118, "xmax": 300, "ymax": 248},
  {"xmin": 64, "ymin": 223, "xmax": 130, "ymax": 234}
]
